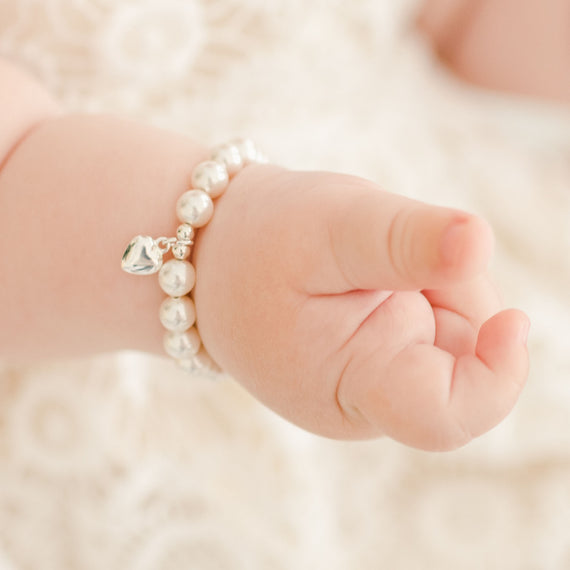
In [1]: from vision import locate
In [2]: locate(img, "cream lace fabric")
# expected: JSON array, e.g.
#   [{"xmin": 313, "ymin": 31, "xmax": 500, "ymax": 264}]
[{"xmin": 1, "ymin": 1, "xmax": 570, "ymax": 568}]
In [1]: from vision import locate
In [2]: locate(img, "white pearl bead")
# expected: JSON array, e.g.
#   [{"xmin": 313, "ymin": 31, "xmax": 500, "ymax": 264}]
[
  {"xmin": 178, "ymin": 346, "xmax": 221, "ymax": 375},
  {"xmin": 158, "ymin": 259, "xmax": 195, "ymax": 297},
  {"xmin": 176, "ymin": 189, "xmax": 214, "ymax": 227},
  {"xmin": 211, "ymin": 143, "xmax": 243, "ymax": 176},
  {"xmin": 159, "ymin": 296, "xmax": 196, "ymax": 332},
  {"xmin": 176, "ymin": 223, "xmax": 195, "ymax": 243},
  {"xmin": 191, "ymin": 160, "xmax": 229, "ymax": 198},
  {"xmin": 231, "ymin": 137, "xmax": 259, "ymax": 164},
  {"xmin": 163, "ymin": 327, "xmax": 201, "ymax": 359}
]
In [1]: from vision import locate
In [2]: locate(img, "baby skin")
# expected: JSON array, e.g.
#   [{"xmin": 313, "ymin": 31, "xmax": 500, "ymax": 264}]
[{"xmin": 0, "ymin": 61, "xmax": 530, "ymax": 451}]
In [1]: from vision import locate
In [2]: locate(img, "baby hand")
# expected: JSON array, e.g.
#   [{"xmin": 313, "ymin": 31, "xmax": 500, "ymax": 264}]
[{"xmin": 193, "ymin": 165, "xmax": 530, "ymax": 450}]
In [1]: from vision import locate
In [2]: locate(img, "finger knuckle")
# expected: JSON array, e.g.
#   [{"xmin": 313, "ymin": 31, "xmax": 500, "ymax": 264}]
[{"xmin": 387, "ymin": 207, "xmax": 417, "ymax": 284}]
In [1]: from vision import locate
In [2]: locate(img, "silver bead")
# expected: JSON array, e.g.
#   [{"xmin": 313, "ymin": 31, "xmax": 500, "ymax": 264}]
[
  {"xmin": 191, "ymin": 160, "xmax": 229, "ymax": 199},
  {"xmin": 211, "ymin": 143, "xmax": 243, "ymax": 176},
  {"xmin": 159, "ymin": 296, "xmax": 196, "ymax": 332},
  {"xmin": 172, "ymin": 242, "xmax": 190, "ymax": 260},
  {"xmin": 231, "ymin": 137, "xmax": 259, "ymax": 165},
  {"xmin": 163, "ymin": 327, "xmax": 201, "ymax": 359},
  {"xmin": 176, "ymin": 223, "xmax": 195, "ymax": 243},
  {"xmin": 176, "ymin": 189, "xmax": 214, "ymax": 227},
  {"xmin": 158, "ymin": 259, "xmax": 195, "ymax": 297}
]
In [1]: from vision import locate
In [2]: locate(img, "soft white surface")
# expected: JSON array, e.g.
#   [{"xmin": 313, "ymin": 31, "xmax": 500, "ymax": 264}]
[{"xmin": 1, "ymin": 1, "xmax": 570, "ymax": 568}]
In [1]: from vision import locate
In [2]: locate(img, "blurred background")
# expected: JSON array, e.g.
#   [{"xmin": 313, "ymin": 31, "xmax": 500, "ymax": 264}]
[{"xmin": 0, "ymin": 0, "xmax": 569, "ymax": 568}]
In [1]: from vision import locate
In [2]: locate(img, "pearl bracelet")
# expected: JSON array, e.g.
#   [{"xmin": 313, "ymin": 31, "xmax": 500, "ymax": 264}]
[{"xmin": 121, "ymin": 138, "xmax": 266, "ymax": 375}]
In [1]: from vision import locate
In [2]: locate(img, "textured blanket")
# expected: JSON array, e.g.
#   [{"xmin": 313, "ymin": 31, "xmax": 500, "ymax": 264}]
[{"xmin": 1, "ymin": 1, "xmax": 569, "ymax": 568}]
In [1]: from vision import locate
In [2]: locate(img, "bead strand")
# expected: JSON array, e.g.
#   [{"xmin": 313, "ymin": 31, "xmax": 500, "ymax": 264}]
[{"xmin": 153, "ymin": 138, "xmax": 266, "ymax": 375}]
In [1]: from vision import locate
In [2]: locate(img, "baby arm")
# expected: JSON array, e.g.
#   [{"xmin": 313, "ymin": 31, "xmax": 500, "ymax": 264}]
[
  {"xmin": 0, "ymin": 61, "xmax": 210, "ymax": 359},
  {"xmin": 0, "ymin": 62, "xmax": 530, "ymax": 450}
]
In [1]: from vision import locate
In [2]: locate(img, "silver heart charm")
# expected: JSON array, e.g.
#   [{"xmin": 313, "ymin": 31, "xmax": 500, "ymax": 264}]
[{"xmin": 121, "ymin": 235, "xmax": 164, "ymax": 275}]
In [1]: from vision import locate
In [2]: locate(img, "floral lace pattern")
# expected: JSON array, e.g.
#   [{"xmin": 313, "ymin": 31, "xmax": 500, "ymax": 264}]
[{"xmin": 1, "ymin": 1, "xmax": 570, "ymax": 568}]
